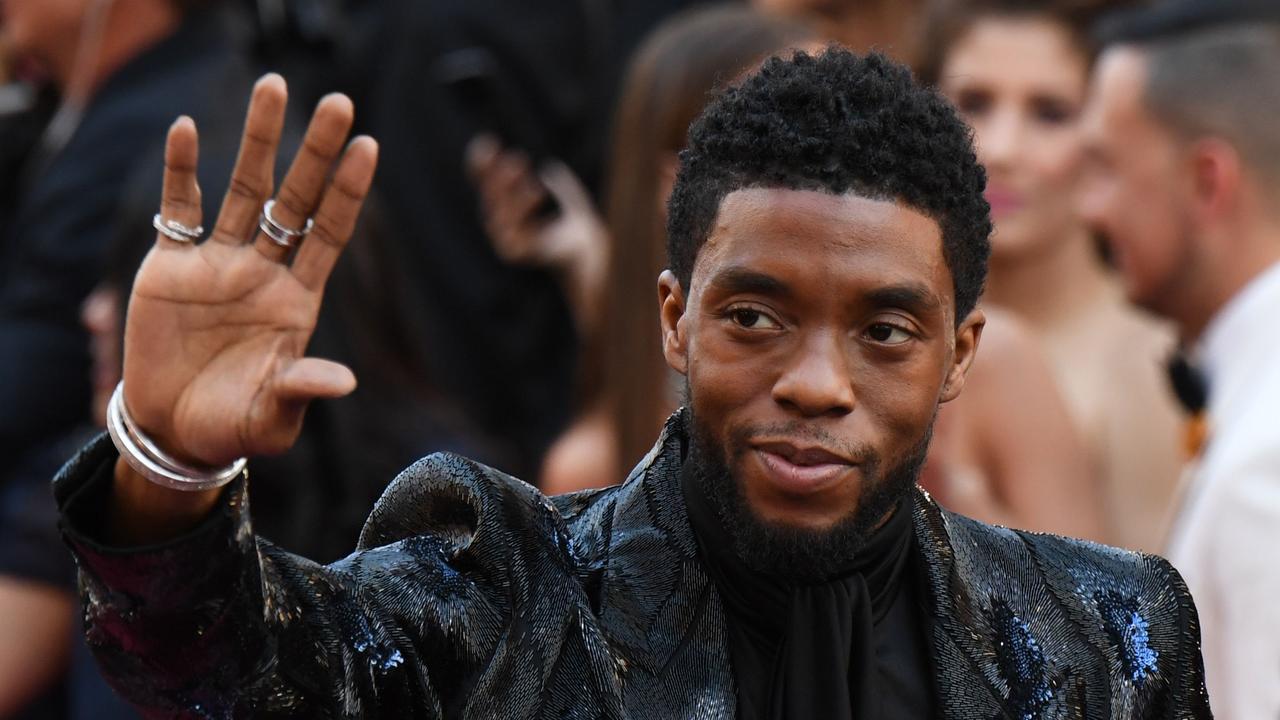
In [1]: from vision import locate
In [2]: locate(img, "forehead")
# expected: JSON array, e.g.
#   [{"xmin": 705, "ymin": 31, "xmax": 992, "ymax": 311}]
[
  {"xmin": 1086, "ymin": 48, "xmax": 1156, "ymax": 141},
  {"xmin": 945, "ymin": 16, "xmax": 1087, "ymax": 90},
  {"xmin": 692, "ymin": 187, "xmax": 951, "ymax": 306}
]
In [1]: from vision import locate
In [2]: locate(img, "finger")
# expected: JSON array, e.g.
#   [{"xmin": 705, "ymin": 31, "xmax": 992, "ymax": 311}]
[
  {"xmin": 255, "ymin": 92, "xmax": 355, "ymax": 262},
  {"xmin": 464, "ymin": 134, "xmax": 500, "ymax": 181},
  {"xmin": 291, "ymin": 136, "xmax": 379, "ymax": 291},
  {"xmin": 156, "ymin": 116, "xmax": 202, "ymax": 248},
  {"xmin": 491, "ymin": 175, "xmax": 547, "ymax": 230},
  {"xmin": 480, "ymin": 150, "xmax": 534, "ymax": 202},
  {"xmin": 211, "ymin": 74, "xmax": 288, "ymax": 245},
  {"xmin": 274, "ymin": 357, "xmax": 357, "ymax": 401},
  {"xmin": 539, "ymin": 161, "xmax": 593, "ymax": 212},
  {"xmin": 485, "ymin": 155, "xmax": 546, "ymax": 228}
]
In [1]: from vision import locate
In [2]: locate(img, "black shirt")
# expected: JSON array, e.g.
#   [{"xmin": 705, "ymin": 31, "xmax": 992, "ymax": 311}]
[{"xmin": 682, "ymin": 461, "xmax": 936, "ymax": 718}]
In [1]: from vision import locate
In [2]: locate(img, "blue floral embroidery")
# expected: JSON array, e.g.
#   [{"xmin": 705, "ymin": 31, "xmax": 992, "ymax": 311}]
[
  {"xmin": 989, "ymin": 599, "xmax": 1054, "ymax": 719},
  {"xmin": 1095, "ymin": 591, "xmax": 1159, "ymax": 685}
]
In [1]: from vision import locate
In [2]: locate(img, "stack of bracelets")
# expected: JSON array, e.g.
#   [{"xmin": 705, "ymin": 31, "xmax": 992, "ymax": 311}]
[{"xmin": 105, "ymin": 382, "xmax": 246, "ymax": 491}]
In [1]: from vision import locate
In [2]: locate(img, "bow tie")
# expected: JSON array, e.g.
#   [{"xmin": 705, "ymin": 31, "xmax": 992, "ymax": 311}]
[
  {"xmin": 1166, "ymin": 352, "xmax": 1209, "ymax": 458},
  {"xmin": 1166, "ymin": 352, "xmax": 1208, "ymax": 415}
]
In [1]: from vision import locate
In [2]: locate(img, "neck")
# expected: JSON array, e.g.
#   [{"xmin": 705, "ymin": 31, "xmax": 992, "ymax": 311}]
[
  {"xmin": 816, "ymin": 0, "xmax": 923, "ymax": 63},
  {"xmin": 1178, "ymin": 227, "xmax": 1280, "ymax": 344},
  {"xmin": 48, "ymin": 1, "xmax": 180, "ymax": 103},
  {"xmin": 984, "ymin": 229, "xmax": 1114, "ymax": 333}
]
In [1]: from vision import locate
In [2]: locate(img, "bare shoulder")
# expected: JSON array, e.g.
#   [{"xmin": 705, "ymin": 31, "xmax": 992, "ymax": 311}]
[
  {"xmin": 540, "ymin": 408, "xmax": 620, "ymax": 496},
  {"xmin": 1098, "ymin": 300, "xmax": 1176, "ymax": 370},
  {"xmin": 967, "ymin": 307, "xmax": 1054, "ymax": 395}
]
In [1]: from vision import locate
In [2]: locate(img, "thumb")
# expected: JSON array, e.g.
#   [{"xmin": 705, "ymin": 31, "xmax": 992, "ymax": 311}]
[
  {"xmin": 274, "ymin": 357, "xmax": 357, "ymax": 401},
  {"xmin": 538, "ymin": 161, "xmax": 594, "ymax": 213}
]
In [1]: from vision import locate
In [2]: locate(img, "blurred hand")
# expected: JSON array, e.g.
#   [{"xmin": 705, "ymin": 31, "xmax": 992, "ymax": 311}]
[
  {"xmin": 467, "ymin": 135, "xmax": 609, "ymax": 332},
  {"xmin": 121, "ymin": 74, "xmax": 378, "ymax": 469},
  {"xmin": 466, "ymin": 135, "xmax": 606, "ymax": 273}
]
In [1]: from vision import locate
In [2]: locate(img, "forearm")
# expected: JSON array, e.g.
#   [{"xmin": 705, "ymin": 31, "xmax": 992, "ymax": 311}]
[
  {"xmin": 58, "ymin": 435, "xmax": 442, "ymax": 716},
  {"xmin": 0, "ymin": 579, "xmax": 74, "ymax": 717},
  {"xmin": 60, "ymin": 438, "xmax": 276, "ymax": 712},
  {"xmin": 554, "ymin": 230, "xmax": 609, "ymax": 338},
  {"xmin": 108, "ymin": 456, "xmax": 224, "ymax": 545}
]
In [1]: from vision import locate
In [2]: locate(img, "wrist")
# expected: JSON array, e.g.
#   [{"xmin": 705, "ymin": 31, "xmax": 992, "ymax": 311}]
[
  {"xmin": 106, "ymin": 382, "xmax": 246, "ymax": 492},
  {"xmin": 110, "ymin": 456, "xmax": 225, "ymax": 545}
]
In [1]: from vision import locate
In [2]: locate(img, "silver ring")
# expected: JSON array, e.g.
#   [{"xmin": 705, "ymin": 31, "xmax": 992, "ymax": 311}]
[
  {"xmin": 258, "ymin": 199, "xmax": 314, "ymax": 249},
  {"xmin": 152, "ymin": 214, "xmax": 204, "ymax": 243}
]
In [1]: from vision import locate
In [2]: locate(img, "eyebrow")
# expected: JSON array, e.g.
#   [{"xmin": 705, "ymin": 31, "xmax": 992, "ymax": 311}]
[
  {"xmin": 865, "ymin": 283, "xmax": 942, "ymax": 316},
  {"xmin": 705, "ymin": 266, "xmax": 793, "ymax": 299}
]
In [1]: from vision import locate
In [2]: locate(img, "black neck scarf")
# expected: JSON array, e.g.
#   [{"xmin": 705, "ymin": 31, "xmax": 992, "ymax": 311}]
[{"xmin": 681, "ymin": 459, "xmax": 916, "ymax": 719}]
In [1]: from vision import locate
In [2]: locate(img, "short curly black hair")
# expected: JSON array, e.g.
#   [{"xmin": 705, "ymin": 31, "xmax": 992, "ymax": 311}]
[{"xmin": 666, "ymin": 47, "xmax": 992, "ymax": 322}]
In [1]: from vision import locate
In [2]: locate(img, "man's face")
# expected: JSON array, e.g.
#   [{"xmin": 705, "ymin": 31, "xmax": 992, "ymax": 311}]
[
  {"xmin": 659, "ymin": 188, "xmax": 981, "ymax": 546},
  {"xmin": 1079, "ymin": 48, "xmax": 1195, "ymax": 316}
]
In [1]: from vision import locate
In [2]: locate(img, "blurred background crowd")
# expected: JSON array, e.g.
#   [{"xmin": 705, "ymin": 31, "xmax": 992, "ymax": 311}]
[{"xmin": 1, "ymin": 0, "xmax": 1277, "ymax": 716}]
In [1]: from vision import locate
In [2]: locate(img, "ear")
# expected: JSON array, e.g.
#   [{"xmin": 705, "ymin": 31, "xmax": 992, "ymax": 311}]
[
  {"xmin": 941, "ymin": 307, "xmax": 985, "ymax": 403},
  {"xmin": 1186, "ymin": 138, "xmax": 1242, "ymax": 226},
  {"xmin": 657, "ymin": 270, "xmax": 689, "ymax": 376}
]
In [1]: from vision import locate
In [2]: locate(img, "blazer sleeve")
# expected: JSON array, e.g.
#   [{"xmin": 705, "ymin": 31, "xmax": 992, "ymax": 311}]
[
  {"xmin": 55, "ymin": 434, "xmax": 468, "ymax": 718},
  {"xmin": 1150, "ymin": 554, "xmax": 1214, "ymax": 719}
]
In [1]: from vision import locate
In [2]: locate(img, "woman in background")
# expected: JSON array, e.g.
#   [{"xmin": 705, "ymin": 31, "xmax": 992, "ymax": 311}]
[
  {"xmin": 471, "ymin": 4, "xmax": 815, "ymax": 493},
  {"xmin": 920, "ymin": 0, "xmax": 1183, "ymax": 551},
  {"xmin": 751, "ymin": 0, "xmax": 928, "ymax": 66}
]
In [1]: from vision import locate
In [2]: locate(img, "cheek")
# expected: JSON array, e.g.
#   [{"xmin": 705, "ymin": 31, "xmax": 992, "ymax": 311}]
[
  {"xmin": 1109, "ymin": 189, "xmax": 1185, "ymax": 302},
  {"xmin": 1026, "ymin": 128, "xmax": 1083, "ymax": 190},
  {"xmin": 1127, "ymin": 211, "xmax": 1182, "ymax": 276},
  {"xmin": 684, "ymin": 331, "xmax": 774, "ymax": 426},
  {"xmin": 855, "ymin": 358, "xmax": 941, "ymax": 435}
]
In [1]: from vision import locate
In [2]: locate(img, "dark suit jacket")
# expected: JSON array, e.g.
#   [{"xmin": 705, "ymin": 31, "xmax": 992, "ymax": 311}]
[{"xmin": 58, "ymin": 412, "xmax": 1211, "ymax": 718}]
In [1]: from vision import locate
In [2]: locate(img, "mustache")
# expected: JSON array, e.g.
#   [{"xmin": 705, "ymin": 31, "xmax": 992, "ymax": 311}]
[{"xmin": 726, "ymin": 420, "xmax": 876, "ymax": 465}]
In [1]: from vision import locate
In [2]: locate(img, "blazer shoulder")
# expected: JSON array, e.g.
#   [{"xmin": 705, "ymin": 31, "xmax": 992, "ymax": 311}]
[
  {"xmin": 937, "ymin": 503, "xmax": 1189, "ymax": 605},
  {"xmin": 357, "ymin": 451, "xmax": 565, "ymax": 552},
  {"xmin": 926, "ymin": 501, "xmax": 1208, "ymax": 712}
]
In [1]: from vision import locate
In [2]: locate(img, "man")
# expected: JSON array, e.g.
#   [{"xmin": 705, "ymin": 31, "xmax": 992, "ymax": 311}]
[
  {"xmin": 0, "ymin": 0, "xmax": 253, "ymax": 715},
  {"xmin": 57, "ymin": 49, "xmax": 1210, "ymax": 717},
  {"xmin": 1081, "ymin": 1, "xmax": 1280, "ymax": 715}
]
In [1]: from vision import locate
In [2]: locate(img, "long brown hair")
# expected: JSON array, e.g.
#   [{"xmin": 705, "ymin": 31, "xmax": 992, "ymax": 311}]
[{"xmin": 596, "ymin": 4, "xmax": 813, "ymax": 473}]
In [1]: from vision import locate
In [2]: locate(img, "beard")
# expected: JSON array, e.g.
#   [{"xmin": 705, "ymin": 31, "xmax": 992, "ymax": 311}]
[{"xmin": 686, "ymin": 409, "xmax": 932, "ymax": 584}]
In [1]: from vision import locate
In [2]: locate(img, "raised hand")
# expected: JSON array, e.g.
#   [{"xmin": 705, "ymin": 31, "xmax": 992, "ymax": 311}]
[{"xmin": 110, "ymin": 75, "xmax": 377, "ymax": 540}]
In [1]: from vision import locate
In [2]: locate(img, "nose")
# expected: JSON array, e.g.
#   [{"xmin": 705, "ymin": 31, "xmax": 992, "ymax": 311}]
[
  {"xmin": 771, "ymin": 330, "xmax": 855, "ymax": 417},
  {"xmin": 976, "ymin": 106, "xmax": 1024, "ymax": 171}
]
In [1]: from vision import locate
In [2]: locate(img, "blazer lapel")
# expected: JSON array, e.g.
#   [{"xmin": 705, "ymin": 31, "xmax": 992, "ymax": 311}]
[
  {"xmin": 912, "ymin": 489, "xmax": 1100, "ymax": 720},
  {"xmin": 593, "ymin": 412, "xmax": 737, "ymax": 715}
]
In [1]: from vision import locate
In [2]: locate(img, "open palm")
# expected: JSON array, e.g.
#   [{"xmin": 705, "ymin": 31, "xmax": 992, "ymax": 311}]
[{"xmin": 122, "ymin": 75, "xmax": 378, "ymax": 468}]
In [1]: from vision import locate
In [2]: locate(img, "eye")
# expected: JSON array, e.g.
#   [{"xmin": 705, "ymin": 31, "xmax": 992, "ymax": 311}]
[
  {"xmin": 865, "ymin": 323, "xmax": 913, "ymax": 345},
  {"xmin": 1030, "ymin": 96, "xmax": 1077, "ymax": 126},
  {"xmin": 953, "ymin": 88, "xmax": 993, "ymax": 118},
  {"xmin": 728, "ymin": 307, "xmax": 781, "ymax": 330}
]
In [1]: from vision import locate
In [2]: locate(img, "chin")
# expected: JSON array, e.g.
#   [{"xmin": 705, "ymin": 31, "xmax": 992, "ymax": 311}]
[{"xmin": 743, "ymin": 489, "xmax": 859, "ymax": 534}]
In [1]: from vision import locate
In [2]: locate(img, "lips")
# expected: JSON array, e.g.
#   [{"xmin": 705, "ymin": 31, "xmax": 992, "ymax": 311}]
[
  {"xmin": 751, "ymin": 440, "xmax": 857, "ymax": 495},
  {"xmin": 984, "ymin": 186, "xmax": 1024, "ymax": 216}
]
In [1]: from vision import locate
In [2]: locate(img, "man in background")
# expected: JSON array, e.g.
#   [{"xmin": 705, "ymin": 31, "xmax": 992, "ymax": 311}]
[
  {"xmin": 1081, "ymin": 0, "xmax": 1280, "ymax": 714},
  {"xmin": 0, "ymin": 1, "xmax": 251, "ymax": 716}
]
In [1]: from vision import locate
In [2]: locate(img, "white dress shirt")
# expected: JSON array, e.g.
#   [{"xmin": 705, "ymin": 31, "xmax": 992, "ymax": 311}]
[{"xmin": 1166, "ymin": 260, "xmax": 1280, "ymax": 719}]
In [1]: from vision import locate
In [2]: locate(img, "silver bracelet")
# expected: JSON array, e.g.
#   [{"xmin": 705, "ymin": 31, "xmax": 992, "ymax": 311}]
[{"xmin": 105, "ymin": 382, "xmax": 246, "ymax": 491}]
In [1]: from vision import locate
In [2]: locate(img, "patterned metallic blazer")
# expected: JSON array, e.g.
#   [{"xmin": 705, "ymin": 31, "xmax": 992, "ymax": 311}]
[{"xmin": 58, "ymin": 411, "xmax": 1211, "ymax": 718}]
